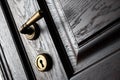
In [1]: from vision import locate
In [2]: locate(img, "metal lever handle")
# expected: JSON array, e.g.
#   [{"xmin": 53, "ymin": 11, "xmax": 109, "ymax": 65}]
[
  {"xmin": 20, "ymin": 10, "xmax": 43, "ymax": 33},
  {"xmin": 19, "ymin": 10, "xmax": 43, "ymax": 40}
]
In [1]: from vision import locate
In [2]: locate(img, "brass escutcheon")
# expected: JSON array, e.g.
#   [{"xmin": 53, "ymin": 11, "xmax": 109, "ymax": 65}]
[{"xmin": 35, "ymin": 53, "xmax": 53, "ymax": 72}]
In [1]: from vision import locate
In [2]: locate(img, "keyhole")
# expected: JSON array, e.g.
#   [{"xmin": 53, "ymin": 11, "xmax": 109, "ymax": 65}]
[{"xmin": 40, "ymin": 60, "xmax": 44, "ymax": 68}]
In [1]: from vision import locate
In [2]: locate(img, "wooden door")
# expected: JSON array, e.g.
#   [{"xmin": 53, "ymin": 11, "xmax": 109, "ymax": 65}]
[
  {"xmin": 0, "ymin": 4, "xmax": 27, "ymax": 80},
  {"xmin": 44, "ymin": 0, "xmax": 120, "ymax": 79},
  {"xmin": 1, "ymin": 0, "xmax": 120, "ymax": 80},
  {"xmin": 45, "ymin": 0, "xmax": 120, "ymax": 72},
  {"xmin": 0, "ymin": 0, "xmax": 68, "ymax": 80}
]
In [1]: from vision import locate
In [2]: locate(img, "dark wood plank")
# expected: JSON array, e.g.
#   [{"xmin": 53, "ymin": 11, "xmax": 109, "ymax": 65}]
[
  {"xmin": 0, "ymin": 66, "xmax": 5, "ymax": 80},
  {"xmin": 44, "ymin": 0, "xmax": 80, "ymax": 69},
  {"xmin": 45, "ymin": 0, "xmax": 120, "ymax": 72},
  {"xmin": 7, "ymin": 0, "xmax": 68, "ymax": 80},
  {"xmin": 71, "ymin": 49, "xmax": 120, "ymax": 80},
  {"xmin": 75, "ymin": 21, "xmax": 120, "ymax": 72},
  {"xmin": 60, "ymin": 0, "xmax": 120, "ymax": 44},
  {"xmin": 0, "ymin": 6, "xmax": 27, "ymax": 80}
]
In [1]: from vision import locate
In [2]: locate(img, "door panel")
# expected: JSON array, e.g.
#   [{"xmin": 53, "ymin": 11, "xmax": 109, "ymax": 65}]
[
  {"xmin": 1, "ymin": 0, "xmax": 120, "ymax": 79},
  {"xmin": 44, "ymin": 0, "xmax": 120, "ymax": 73},
  {"xmin": 71, "ymin": 48, "xmax": 120, "ymax": 80},
  {"xmin": 59, "ymin": 0, "xmax": 120, "ymax": 44},
  {"xmin": 7, "ymin": 0, "xmax": 67, "ymax": 80},
  {"xmin": 0, "ymin": 5, "xmax": 27, "ymax": 80}
]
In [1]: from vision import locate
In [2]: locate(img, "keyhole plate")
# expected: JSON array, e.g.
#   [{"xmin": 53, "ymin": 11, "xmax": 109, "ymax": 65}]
[{"xmin": 35, "ymin": 54, "xmax": 52, "ymax": 72}]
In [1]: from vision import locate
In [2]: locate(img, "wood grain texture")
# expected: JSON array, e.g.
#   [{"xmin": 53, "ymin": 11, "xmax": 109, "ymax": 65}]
[
  {"xmin": 71, "ymin": 49, "xmax": 120, "ymax": 80},
  {"xmin": 75, "ymin": 23, "xmax": 120, "ymax": 72},
  {"xmin": 60, "ymin": 0, "xmax": 120, "ymax": 44},
  {"xmin": 0, "ymin": 67, "xmax": 5, "ymax": 80},
  {"xmin": 7, "ymin": 0, "xmax": 68, "ymax": 80},
  {"xmin": 0, "ymin": 45, "xmax": 14, "ymax": 80},
  {"xmin": 45, "ymin": 0, "xmax": 79, "ymax": 68},
  {"xmin": 45, "ymin": 0, "xmax": 120, "ymax": 73},
  {"xmin": 0, "ymin": 6, "xmax": 27, "ymax": 80}
]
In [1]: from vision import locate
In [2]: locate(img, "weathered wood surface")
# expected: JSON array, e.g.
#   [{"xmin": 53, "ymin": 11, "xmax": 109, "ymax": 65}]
[
  {"xmin": 0, "ymin": 67, "xmax": 4, "ymax": 80},
  {"xmin": 0, "ymin": 6, "xmax": 27, "ymax": 80},
  {"xmin": 60, "ymin": 0, "xmax": 120, "ymax": 44},
  {"xmin": 71, "ymin": 49, "xmax": 120, "ymax": 80},
  {"xmin": 75, "ymin": 23, "xmax": 120, "ymax": 73},
  {"xmin": 45, "ymin": 0, "xmax": 79, "ymax": 68},
  {"xmin": 7, "ymin": 0, "xmax": 67, "ymax": 80},
  {"xmin": 45, "ymin": 0, "xmax": 120, "ymax": 73}
]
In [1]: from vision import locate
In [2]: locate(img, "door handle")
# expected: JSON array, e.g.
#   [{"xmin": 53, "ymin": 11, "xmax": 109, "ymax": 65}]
[{"xmin": 19, "ymin": 10, "xmax": 43, "ymax": 40}]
